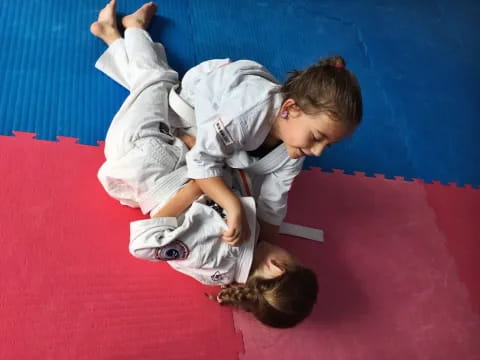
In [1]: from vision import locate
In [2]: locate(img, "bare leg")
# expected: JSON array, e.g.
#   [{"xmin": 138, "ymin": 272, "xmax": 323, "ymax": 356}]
[
  {"xmin": 90, "ymin": 0, "xmax": 121, "ymax": 46},
  {"xmin": 122, "ymin": 2, "xmax": 158, "ymax": 29}
]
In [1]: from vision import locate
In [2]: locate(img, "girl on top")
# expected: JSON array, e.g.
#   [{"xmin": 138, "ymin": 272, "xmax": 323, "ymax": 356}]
[
  {"xmin": 90, "ymin": 0, "xmax": 317, "ymax": 328},
  {"xmin": 170, "ymin": 17, "xmax": 363, "ymax": 248}
]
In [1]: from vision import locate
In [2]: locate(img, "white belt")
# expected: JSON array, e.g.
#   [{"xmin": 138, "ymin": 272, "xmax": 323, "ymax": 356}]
[{"xmin": 169, "ymin": 85, "xmax": 196, "ymax": 127}]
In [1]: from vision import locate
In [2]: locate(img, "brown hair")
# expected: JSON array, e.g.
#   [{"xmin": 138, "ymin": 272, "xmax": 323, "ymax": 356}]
[
  {"xmin": 215, "ymin": 265, "xmax": 318, "ymax": 328},
  {"xmin": 281, "ymin": 55, "xmax": 363, "ymax": 127}
]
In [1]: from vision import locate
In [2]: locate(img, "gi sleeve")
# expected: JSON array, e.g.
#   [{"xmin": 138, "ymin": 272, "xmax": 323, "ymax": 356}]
[
  {"xmin": 185, "ymin": 70, "xmax": 253, "ymax": 179},
  {"xmin": 185, "ymin": 59, "xmax": 279, "ymax": 179},
  {"xmin": 185, "ymin": 119, "xmax": 234, "ymax": 179},
  {"xmin": 129, "ymin": 217, "xmax": 179, "ymax": 261},
  {"xmin": 256, "ymin": 157, "xmax": 304, "ymax": 226}
]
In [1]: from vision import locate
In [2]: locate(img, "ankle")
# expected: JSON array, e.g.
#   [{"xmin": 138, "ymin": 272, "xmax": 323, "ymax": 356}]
[
  {"xmin": 123, "ymin": 18, "xmax": 148, "ymax": 30},
  {"xmin": 124, "ymin": 24, "xmax": 146, "ymax": 30},
  {"xmin": 105, "ymin": 35, "xmax": 121, "ymax": 46}
]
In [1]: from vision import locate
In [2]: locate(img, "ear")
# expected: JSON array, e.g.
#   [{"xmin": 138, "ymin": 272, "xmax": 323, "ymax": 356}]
[
  {"xmin": 281, "ymin": 98, "xmax": 301, "ymax": 118},
  {"xmin": 282, "ymin": 98, "xmax": 296, "ymax": 109},
  {"xmin": 269, "ymin": 259, "xmax": 286, "ymax": 276}
]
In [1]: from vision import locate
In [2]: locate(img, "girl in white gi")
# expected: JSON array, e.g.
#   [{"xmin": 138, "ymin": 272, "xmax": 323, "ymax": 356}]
[
  {"xmin": 90, "ymin": 0, "xmax": 317, "ymax": 328},
  {"xmin": 171, "ymin": 19, "xmax": 363, "ymax": 248}
]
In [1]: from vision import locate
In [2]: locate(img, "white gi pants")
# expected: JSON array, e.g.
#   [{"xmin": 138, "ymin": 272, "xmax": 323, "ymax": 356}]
[
  {"xmin": 96, "ymin": 28, "xmax": 189, "ymax": 215},
  {"xmin": 94, "ymin": 29, "xmax": 258, "ymax": 286}
]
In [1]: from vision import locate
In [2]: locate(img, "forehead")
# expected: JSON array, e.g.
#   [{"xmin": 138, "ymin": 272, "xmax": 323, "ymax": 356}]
[{"xmin": 309, "ymin": 113, "xmax": 353, "ymax": 140}]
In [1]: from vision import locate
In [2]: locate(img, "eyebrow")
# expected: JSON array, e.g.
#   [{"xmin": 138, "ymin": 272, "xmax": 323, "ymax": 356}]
[{"xmin": 317, "ymin": 131, "xmax": 343, "ymax": 145}]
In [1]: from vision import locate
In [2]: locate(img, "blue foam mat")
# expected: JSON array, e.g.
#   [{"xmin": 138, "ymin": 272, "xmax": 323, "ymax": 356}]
[{"xmin": 0, "ymin": 0, "xmax": 478, "ymax": 186}]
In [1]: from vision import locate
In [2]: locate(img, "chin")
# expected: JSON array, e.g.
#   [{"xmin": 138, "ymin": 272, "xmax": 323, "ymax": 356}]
[
  {"xmin": 288, "ymin": 150, "xmax": 303, "ymax": 159},
  {"xmin": 286, "ymin": 148, "xmax": 297, "ymax": 158}
]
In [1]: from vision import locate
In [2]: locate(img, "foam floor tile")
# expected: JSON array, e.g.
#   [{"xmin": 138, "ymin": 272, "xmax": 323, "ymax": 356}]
[
  {"xmin": 0, "ymin": 133, "xmax": 243, "ymax": 360},
  {"xmin": 233, "ymin": 169, "xmax": 480, "ymax": 360}
]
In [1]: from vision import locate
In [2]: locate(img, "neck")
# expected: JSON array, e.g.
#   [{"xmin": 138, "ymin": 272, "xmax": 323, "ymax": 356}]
[
  {"xmin": 264, "ymin": 116, "xmax": 282, "ymax": 148},
  {"xmin": 249, "ymin": 241, "xmax": 271, "ymax": 277}
]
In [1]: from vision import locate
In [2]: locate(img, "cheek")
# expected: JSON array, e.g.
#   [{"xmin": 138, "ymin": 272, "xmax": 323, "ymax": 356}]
[
  {"xmin": 283, "ymin": 124, "xmax": 310, "ymax": 147},
  {"xmin": 290, "ymin": 131, "xmax": 312, "ymax": 147}
]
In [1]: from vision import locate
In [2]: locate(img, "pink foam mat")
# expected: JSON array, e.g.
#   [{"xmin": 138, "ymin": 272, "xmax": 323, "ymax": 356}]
[
  {"xmin": 235, "ymin": 169, "xmax": 480, "ymax": 360},
  {"xmin": 1, "ymin": 132, "xmax": 479, "ymax": 360}
]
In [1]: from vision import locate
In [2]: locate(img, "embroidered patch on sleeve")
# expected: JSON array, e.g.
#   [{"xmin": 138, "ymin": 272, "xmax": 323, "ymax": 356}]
[
  {"xmin": 155, "ymin": 240, "xmax": 189, "ymax": 261},
  {"xmin": 213, "ymin": 119, "xmax": 235, "ymax": 146}
]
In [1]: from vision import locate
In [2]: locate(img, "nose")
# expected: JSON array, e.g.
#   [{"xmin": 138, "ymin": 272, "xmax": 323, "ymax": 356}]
[{"xmin": 311, "ymin": 142, "xmax": 327, "ymax": 157}]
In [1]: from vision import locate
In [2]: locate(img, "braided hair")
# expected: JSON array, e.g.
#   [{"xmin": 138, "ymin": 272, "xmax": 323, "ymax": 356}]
[
  {"xmin": 281, "ymin": 55, "xmax": 363, "ymax": 128},
  {"xmin": 215, "ymin": 265, "xmax": 318, "ymax": 328}
]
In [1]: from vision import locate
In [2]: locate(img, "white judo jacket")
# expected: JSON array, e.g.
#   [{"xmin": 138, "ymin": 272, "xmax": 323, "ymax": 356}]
[
  {"xmin": 130, "ymin": 196, "xmax": 258, "ymax": 286},
  {"xmin": 177, "ymin": 59, "xmax": 305, "ymax": 226},
  {"xmin": 95, "ymin": 31, "xmax": 322, "ymax": 287}
]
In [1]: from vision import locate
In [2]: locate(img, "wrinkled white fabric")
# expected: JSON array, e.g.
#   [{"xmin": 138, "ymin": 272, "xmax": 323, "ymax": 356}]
[
  {"xmin": 178, "ymin": 59, "xmax": 304, "ymax": 225},
  {"xmin": 130, "ymin": 197, "xmax": 257, "ymax": 285},
  {"xmin": 95, "ymin": 29, "xmax": 258, "ymax": 285},
  {"xmin": 95, "ymin": 29, "xmax": 189, "ymax": 215}
]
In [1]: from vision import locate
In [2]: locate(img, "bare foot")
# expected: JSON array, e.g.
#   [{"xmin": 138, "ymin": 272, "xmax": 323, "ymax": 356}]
[
  {"xmin": 90, "ymin": 0, "xmax": 121, "ymax": 45},
  {"xmin": 122, "ymin": 2, "xmax": 158, "ymax": 29}
]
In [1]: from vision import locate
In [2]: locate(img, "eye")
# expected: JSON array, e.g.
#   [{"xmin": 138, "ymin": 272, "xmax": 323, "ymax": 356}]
[{"xmin": 312, "ymin": 132, "xmax": 326, "ymax": 142}]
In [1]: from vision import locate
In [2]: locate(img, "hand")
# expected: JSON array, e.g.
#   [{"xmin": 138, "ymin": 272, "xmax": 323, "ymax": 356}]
[
  {"xmin": 222, "ymin": 205, "xmax": 251, "ymax": 247},
  {"xmin": 178, "ymin": 132, "xmax": 196, "ymax": 149}
]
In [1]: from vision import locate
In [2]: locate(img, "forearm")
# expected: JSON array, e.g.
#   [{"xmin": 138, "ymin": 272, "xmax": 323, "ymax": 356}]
[
  {"xmin": 195, "ymin": 176, "xmax": 241, "ymax": 213},
  {"xmin": 151, "ymin": 180, "xmax": 203, "ymax": 218},
  {"xmin": 258, "ymin": 218, "xmax": 279, "ymax": 243}
]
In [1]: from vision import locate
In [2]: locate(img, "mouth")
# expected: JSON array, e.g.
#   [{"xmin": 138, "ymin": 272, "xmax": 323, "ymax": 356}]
[{"xmin": 287, "ymin": 148, "xmax": 306, "ymax": 159}]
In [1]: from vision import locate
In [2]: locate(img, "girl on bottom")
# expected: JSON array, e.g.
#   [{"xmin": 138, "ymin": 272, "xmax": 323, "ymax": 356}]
[{"xmin": 90, "ymin": 0, "xmax": 317, "ymax": 328}]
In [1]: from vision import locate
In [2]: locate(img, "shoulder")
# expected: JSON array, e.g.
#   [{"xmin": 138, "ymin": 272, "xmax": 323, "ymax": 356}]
[
  {"xmin": 221, "ymin": 60, "xmax": 280, "ymax": 88},
  {"xmin": 221, "ymin": 90, "xmax": 282, "ymax": 150}
]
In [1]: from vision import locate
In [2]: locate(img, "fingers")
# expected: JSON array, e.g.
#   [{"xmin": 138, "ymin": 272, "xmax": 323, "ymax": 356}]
[
  {"xmin": 222, "ymin": 229, "xmax": 241, "ymax": 246},
  {"xmin": 221, "ymin": 208, "xmax": 252, "ymax": 246},
  {"xmin": 222, "ymin": 223, "xmax": 251, "ymax": 245},
  {"xmin": 205, "ymin": 292, "xmax": 223, "ymax": 303},
  {"xmin": 178, "ymin": 132, "xmax": 196, "ymax": 149},
  {"xmin": 222, "ymin": 226, "xmax": 234, "ymax": 238}
]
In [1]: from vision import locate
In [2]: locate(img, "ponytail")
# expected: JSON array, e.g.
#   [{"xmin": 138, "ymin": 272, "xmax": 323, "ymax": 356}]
[{"xmin": 214, "ymin": 266, "xmax": 318, "ymax": 328}]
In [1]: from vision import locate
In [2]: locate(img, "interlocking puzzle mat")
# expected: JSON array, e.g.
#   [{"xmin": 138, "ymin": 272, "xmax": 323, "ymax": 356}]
[
  {"xmin": 0, "ymin": 0, "xmax": 478, "ymax": 186},
  {"xmin": 1, "ymin": 0, "xmax": 479, "ymax": 358},
  {"xmin": 1, "ymin": 132, "xmax": 479, "ymax": 359}
]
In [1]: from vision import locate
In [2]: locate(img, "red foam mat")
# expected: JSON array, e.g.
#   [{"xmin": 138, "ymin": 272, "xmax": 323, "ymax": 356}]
[
  {"xmin": 0, "ymin": 133, "xmax": 243, "ymax": 360},
  {"xmin": 1, "ymin": 133, "xmax": 479, "ymax": 360}
]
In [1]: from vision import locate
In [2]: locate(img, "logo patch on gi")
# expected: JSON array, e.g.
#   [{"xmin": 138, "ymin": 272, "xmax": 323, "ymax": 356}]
[
  {"xmin": 213, "ymin": 119, "xmax": 234, "ymax": 146},
  {"xmin": 211, "ymin": 271, "xmax": 225, "ymax": 282},
  {"xmin": 155, "ymin": 240, "xmax": 189, "ymax": 261}
]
